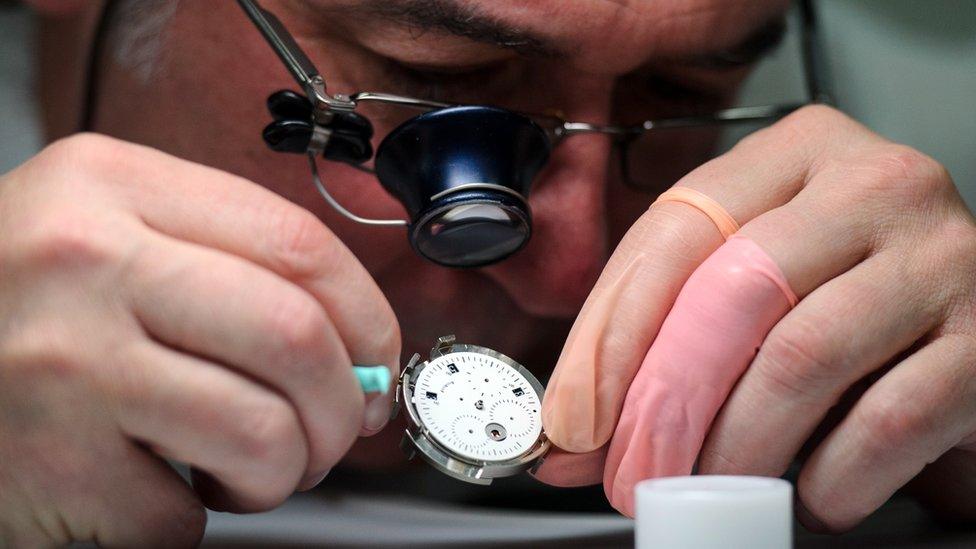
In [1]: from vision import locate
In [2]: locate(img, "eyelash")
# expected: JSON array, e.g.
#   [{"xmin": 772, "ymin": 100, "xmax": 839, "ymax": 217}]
[
  {"xmin": 705, "ymin": 17, "xmax": 787, "ymax": 68},
  {"xmin": 372, "ymin": 52, "xmax": 745, "ymax": 118},
  {"xmin": 641, "ymin": 72, "xmax": 719, "ymax": 103},
  {"xmin": 382, "ymin": 58, "xmax": 515, "ymax": 101}
]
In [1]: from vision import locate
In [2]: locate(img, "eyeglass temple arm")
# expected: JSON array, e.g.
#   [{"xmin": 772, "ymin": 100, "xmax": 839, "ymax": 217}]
[
  {"xmin": 559, "ymin": 2, "xmax": 833, "ymax": 139},
  {"xmin": 557, "ymin": 102, "xmax": 806, "ymax": 139},
  {"xmin": 650, "ymin": 103, "xmax": 807, "ymax": 129},
  {"xmin": 799, "ymin": 0, "xmax": 834, "ymax": 106},
  {"xmin": 236, "ymin": 0, "xmax": 356, "ymax": 116}
]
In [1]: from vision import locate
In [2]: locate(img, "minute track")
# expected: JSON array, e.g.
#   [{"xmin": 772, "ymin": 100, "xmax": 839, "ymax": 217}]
[
  {"xmin": 397, "ymin": 336, "xmax": 550, "ymax": 484},
  {"xmin": 413, "ymin": 351, "xmax": 542, "ymax": 461}
]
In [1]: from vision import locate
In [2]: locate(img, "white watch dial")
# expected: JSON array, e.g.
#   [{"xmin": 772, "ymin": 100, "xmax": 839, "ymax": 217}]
[{"xmin": 412, "ymin": 351, "xmax": 543, "ymax": 462}]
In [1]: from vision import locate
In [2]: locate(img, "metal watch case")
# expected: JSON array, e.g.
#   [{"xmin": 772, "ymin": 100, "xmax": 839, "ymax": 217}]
[{"xmin": 395, "ymin": 335, "xmax": 550, "ymax": 485}]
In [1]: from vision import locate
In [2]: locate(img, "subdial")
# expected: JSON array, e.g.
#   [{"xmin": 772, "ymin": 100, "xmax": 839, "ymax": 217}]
[
  {"xmin": 413, "ymin": 350, "xmax": 544, "ymax": 462},
  {"xmin": 489, "ymin": 398, "xmax": 536, "ymax": 438},
  {"xmin": 450, "ymin": 414, "xmax": 490, "ymax": 452}
]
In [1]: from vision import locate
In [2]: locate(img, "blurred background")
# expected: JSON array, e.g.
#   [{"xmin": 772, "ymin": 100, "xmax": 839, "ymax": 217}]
[
  {"xmin": 732, "ymin": 0, "xmax": 976, "ymax": 210},
  {"xmin": 2, "ymin": 1, "xmax": 975, "ymax": 210}
]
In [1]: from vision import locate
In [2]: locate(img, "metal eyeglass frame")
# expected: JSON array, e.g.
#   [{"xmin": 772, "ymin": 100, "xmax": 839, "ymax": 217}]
[{"xmin": 237, "ymin": 0, "xmax": 831, "ymax": 227}]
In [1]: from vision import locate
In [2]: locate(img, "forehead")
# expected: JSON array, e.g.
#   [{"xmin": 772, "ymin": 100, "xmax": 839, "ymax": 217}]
[{"xmin": 398, "ymin": 0, "xmax": 790, "ymax": 72}]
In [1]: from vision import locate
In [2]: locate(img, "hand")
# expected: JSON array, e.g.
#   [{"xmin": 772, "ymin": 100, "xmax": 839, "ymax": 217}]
[
  {"xmin": 536, "ymin": 105, "xmax": 976, "ymax": 530},
  {"xmin": 0, "ymin": 134, "xmax": 400, "ymax": 546}
]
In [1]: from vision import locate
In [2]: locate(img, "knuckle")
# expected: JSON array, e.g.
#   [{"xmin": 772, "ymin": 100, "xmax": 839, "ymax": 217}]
[
  {"xmin": 264, "ymin": 292, "xmax": 330, "ymax": 356},
  {"xmin": 944, "ymin": 222, "xmax": 976, "ymax": 315},
  {"xmin": 747, "ymin": 104, "xmax": 847, "ymax": 149},
  {"xmin": 0, "ymin": 327, "xmax": 87, "ymax": 384},
  {"xmin": 234, "ymin": 397, "xmax": 302, "ymax": 463},
  {"xmin": 875, "ymin": 145, "xmax": 948, "ymax": 183},
  {"xmin": 945, "ymin": 216, "xmax": 976, "ymax": 251},
  {"xmin": 855, "ymin": 146, "xmax": 951, "ymax": 205},
  {"xmin": 754, "ymin": 318, "xmax": 842, "ymax": 401},
  {"xmin": 105, "ymin": 346, "xmax": 160, "ymax": 411},
  {"xmin": 783, "ymin": 103, "xmax": 848, "ymax": 130},
  {"xmin": 266, "ymin": 206, "xmax": 342, "ymax": 281},
  {"xmin": 637, "ymin": 205, "xmax": 710, "ymax": 264},
  {"xmin": 936, "ymin": 216, "xmax": 976, "ymax": 255},
  {"xmin": 855, "ymin": 391, "xmax": 934, "ymax": 459},
  {"xmin": 13, "ymin": 213, "xmax": 122, "ymax": 271},
  {"xmin": 933, "ymin": 218, "xmax": 976, "ymax": 278},
  {"xmin": 2, "ymin": 137, "xmax": 137, "ymax": 273},
  {"xmin": 32, "ymin": 133, "xmax": 123, "ymax": 180}
]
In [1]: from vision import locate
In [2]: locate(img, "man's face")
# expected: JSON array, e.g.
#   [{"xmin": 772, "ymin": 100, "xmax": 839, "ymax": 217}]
[{"xmin": 92, "ymin": 0, "xmax": 788, "ymax": 363}]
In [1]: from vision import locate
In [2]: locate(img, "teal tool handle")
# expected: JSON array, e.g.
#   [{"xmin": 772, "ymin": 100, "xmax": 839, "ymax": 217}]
[{"xmin": 353, "ymin": 365, "xmax": 391, "ymax": 394}]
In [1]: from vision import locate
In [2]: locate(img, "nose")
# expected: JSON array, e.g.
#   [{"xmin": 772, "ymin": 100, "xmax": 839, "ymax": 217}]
[{"xmin": 483, "ymin": 125, "xmax": 615, "ymax": 318}]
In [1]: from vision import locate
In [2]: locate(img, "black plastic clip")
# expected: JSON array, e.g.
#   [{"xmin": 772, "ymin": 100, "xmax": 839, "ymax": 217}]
[{"xmin": 261, "ymin": 90, "xmax": 374, "ymax": 165}]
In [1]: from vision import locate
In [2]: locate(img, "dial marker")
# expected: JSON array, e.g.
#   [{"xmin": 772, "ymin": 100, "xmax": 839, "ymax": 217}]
[{"xmin": 413, "ymin": 351, "xmax": 543, "ymax": 461}]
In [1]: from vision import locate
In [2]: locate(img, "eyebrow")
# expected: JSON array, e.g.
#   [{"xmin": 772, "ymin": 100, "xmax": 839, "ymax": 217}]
[
  {"xmin": 345, "ymin": 0, "xmax": 785, "ymax": 66},
  {"xmin": 348, "ymin": 0, "xmax": 563, "ymax": 57}
]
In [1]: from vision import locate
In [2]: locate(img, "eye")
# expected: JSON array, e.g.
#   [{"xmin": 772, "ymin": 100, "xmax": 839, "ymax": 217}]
[
  {"xmin": 638, "ymin": 71, "xmax": 724, "ymax": 104},
  {"xmin": 695, "ymin": 17, "xmax": 787, "ymax": 69},
  {"xmin": 391, "ymin": 58, "xmax": 511, "ymax": 90},
  {"xmin": 379, "ymin": 57, "xmax": 523, "ymax": 102},
  {"xmin": 613, "ymin": 67, "xmax": 732, "ymax": 116},
  {"xmin": 395, "ymin": 58, "xmax": 511, "ymax": 77}
]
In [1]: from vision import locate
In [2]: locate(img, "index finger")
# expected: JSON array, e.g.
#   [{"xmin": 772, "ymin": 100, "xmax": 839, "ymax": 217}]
[{"xmin": 84, "ymin": 135, "xmax": 401, "ymax": 429}]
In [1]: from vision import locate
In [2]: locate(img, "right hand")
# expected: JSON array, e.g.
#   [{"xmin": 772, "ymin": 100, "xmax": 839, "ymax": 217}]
[{"xmin": 0, "ymin": 134, "xmax": 401, "ymax": 547}]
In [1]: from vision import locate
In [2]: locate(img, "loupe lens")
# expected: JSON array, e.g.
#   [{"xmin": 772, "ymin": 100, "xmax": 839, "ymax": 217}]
[
  {"xmin": 413, "ymin": 200, "xmax": 530, "ymax": 267},
  {"xmin": 374, "ymin": 105, "xmax": 550, "ymax": 268}
]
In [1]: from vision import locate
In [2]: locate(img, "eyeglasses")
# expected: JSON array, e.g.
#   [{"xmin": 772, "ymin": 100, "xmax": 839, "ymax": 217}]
[{"xmin": 237, "ymin": 0, "xmax": 831, "ymax": 267}]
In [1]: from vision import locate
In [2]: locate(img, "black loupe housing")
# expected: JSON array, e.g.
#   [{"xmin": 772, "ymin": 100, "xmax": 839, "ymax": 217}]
[{"xmin": 374, "ymin": 106, "xmax": 551, "ymax": 268}]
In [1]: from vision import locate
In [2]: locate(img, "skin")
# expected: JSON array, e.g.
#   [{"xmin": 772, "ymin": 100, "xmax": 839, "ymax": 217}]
[
  {"xmin": 1, "ymin": 0, "xmax": 974, "ymax": 545},
  {"xmin": 538, "ymin": 106, "xmax": 976, "ymax": 527}
]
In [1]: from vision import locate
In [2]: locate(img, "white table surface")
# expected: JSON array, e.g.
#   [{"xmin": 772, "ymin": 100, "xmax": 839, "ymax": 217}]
[{"xmin": 201, "ymin": 488, "xmax": 976, "ymax": 548}]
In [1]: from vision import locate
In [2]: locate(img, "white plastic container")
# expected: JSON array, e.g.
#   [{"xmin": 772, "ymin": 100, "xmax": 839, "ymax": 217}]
[{"xmin": 635, "ymin": 475, "xmax": 792, "ymax": 549}]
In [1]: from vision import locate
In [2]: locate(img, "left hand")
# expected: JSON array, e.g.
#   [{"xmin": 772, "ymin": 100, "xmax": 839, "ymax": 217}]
[{"xmin": 535, "ymin": 105, "xmax": 976, "ymax": 531}]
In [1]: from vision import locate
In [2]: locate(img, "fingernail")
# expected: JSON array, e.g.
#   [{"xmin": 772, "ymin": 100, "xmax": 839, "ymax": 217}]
[
  {"xmin": 543, "ymin": 369, "xmax": 599, "ymax": 452},
  {"xmin": 298, "ymin": 469, "xmax": 331, "ymax": 491},
  {"xmin": 543, "ymin": 309, "xmax": 614, "ymax": 452},
  {"xmin": 795, "ymin": 500, "xmax": 830, "ymax": 533},
  {"xmin": 545, "ymin": 257, "xmax": 643, "ymax": 452},
  {"xmin": 363, "ymin": 393, "xmax": 392, "ymax": 432},
  {"xmin": 353, "ymin": 365, "xmax": 391, "ymax": 394},
  {"xmin": 353, "ymin": 365, "xmax": 393, "ymax": 432}
]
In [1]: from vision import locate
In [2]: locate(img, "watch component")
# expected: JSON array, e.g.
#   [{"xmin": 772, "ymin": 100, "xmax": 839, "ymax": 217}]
[{"xmin": 396, "ymin": 335, "xmax": 550, "ymax": 484}]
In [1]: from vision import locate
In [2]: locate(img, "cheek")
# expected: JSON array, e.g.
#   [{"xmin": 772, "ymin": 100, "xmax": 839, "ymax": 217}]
[
  {"xmin": 604, "ymin": 124, "xmax": 726, "ymax": 246},
  {"xmin": 479, "ymin": 136, "xmax": 615, "ymax": 317}
]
